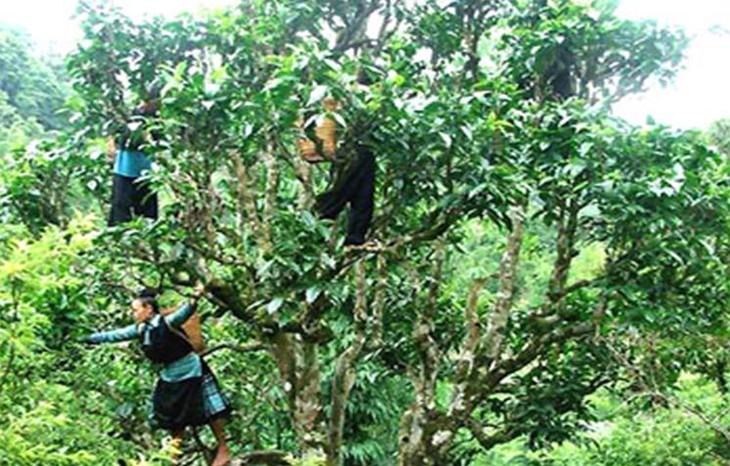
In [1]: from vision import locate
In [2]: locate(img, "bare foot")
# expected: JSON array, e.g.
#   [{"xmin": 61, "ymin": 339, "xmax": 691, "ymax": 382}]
[{"xmin": 211, "ymin": 444, "xmax": 231, "ymax": 466}]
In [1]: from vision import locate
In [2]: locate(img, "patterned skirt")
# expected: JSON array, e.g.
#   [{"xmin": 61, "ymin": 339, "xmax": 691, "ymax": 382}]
[
  {"xmin": 151, "ymin": 360, "xmax": 231, "ymax": 431},
  {"xmin": 200, "ymin": 360, "xmax": 231, "ymax": 420}
]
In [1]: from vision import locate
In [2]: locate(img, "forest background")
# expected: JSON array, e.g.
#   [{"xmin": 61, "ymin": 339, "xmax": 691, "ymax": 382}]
[{"xmin": 0, "ymin": 0, "xmax": 728, "ymax": 465}]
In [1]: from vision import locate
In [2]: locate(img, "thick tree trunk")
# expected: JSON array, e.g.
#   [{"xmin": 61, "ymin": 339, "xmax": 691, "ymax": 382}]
[
  {"xmin": 398, "ymin": 389, "xmax": 431, "ymax": 466},
  {"xmin": 326, "ymin": 261, "xmax": 368, "ymax": 465},
  {"xmin": 294, "ymin": 341, "xmax": 325, "ymax": 456},
  {"xmin": 436, "ymin": 277, "xmax": 488, "ymax": 452},
  {"xmin": 369, "ymin": 254, "xmax": 386, "ymax": 349},
  {"xmin": 427, "ymin": 208, "xmax": 525, "ymax": 458},
  {"xmin": 270, "ymin": 333, "xmax": 326, "ymax": 457},
  {"xmin": 294, "ymin": 155, "xmax": 314, "ymax": 210},
  {"xmin": 483, "ymin": 207, "xmax": 525, "ymax": 366},
  {"xmin": 231, "ymin": 150, "xmax": 263, "ymax": 241},
  {"xmin": 398, "ymin": 242, "xmax": 446, "ymax": 465},
  {"xmin": 260, "ymin": 141, "xmax": 278, "ymax": 254}
]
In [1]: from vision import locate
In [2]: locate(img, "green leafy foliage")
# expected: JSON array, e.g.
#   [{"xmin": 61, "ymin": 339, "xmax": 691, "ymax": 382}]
[
  {"xmin": 471, "ymin": 376, "xmax": 730, "ymax": 466},
  {"xmin": 707, "ymin": 118, "xmax": 730, "ymax": 157},
  {"xmin": 0, "ymin": 0, "xmax": 728, "ymax": 465},
  {"xmin": 0, "ymin": 26, "xmax": 69, "ymax": 131}
]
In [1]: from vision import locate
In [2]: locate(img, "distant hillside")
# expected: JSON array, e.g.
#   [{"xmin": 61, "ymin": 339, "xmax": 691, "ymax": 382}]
[{"xmin": 0, "ymin": 25, "xmax": 70, "ymax": 153}]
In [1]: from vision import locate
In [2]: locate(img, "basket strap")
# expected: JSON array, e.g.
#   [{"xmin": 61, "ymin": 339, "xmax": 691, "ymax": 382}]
[{"xmin": 163, "ymin": 313, "xmax": 201, "ymax": 355}]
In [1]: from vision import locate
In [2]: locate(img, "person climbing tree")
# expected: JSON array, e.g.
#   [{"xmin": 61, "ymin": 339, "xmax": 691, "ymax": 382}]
[
  {"xmin": 299, "ymin": 81, "xmax": 379, "ymax": 250},
  {"xmin": 82, "ymin": 285, "xmax": 232, "ymax": 466},
  {"xmin": 315, "ymin": 139, "xmax": 376, "ymax": 249},
  {"xmin": 107, "ymin": 89, "xmax": 160, "ymax": 226}
]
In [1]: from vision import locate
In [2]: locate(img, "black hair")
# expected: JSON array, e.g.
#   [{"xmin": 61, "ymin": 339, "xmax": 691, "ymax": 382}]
[
  {"xmin": 356, "ymin": 68, "xmax": 375, "ymax": 86},
  {"xmin": 135, "ymin": 288, "xmax": 161, "ymax": 313},
  {"xmin": 134, "ymin": 83, "xmax": 162, "ymax": 116}
]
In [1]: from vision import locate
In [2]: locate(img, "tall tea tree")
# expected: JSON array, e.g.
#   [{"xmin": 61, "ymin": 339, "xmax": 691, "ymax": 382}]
[{"xmin": 63, "ymin": 1, "xmax": 728, "ymax": 465}]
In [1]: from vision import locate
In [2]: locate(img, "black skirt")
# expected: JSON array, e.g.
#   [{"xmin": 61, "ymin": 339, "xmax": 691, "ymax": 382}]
[
  {"xmin": 108, "ymin": 174, "xmax": 158, "ymax": 226},
  {"xmin": 152, "ymin": 374, "xmax": 207, "ymax": 431},
  {"xmin": 151, "ymin": 361, "xmax": 231, "ymax": 431}
]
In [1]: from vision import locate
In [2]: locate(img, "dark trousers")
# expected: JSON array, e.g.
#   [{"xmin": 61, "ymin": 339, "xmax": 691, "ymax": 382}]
[
  {"xmin": 108, "ymin": 174, "xmax": 159, "ymax": 226},
  {"xmin": 315, "ymin": 148, "xmax": 375, "ymax": 246}
]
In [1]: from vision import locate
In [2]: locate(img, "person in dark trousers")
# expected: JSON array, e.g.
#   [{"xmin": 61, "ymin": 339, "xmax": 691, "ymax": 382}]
[
  {"xmin": 303, "ymin": 93, "xmax": 379, "ymax": 250},
  {"xmin": 107, "ymin": 96, "xmax": 160, "ymax": 226},
  {"xmin": 82, "ymin": 285, "xmax": 232, "ymax": 466},
  {"xmin": 315, "ymin": 141, "xmax": 376, "ymax": 247}
]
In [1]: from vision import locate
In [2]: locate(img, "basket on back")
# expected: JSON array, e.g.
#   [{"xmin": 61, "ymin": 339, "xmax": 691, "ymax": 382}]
[
  {"xmin": 297, "ymin": 98, "xmax": 340, "ymax": 162},
  {"xmin": 160, "ymin": 306, "xmax": 205, "ymax": 353},
  {"xmin": 316, "ymin": 98, "xmax": 339, "ymax": 158}
]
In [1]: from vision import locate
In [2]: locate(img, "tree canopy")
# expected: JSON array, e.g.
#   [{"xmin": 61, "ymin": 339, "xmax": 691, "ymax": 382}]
[{"xmin": 0, "ymin": 1, "xmax": 728, "ymax": 465}]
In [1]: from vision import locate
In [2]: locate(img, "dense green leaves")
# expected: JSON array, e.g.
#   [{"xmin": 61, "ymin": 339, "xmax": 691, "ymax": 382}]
[
  {"xmin": 0, "ymin": 0, "xmax": 728, "ymax": 465},
  {"xmin": 0, "ymin": 26, "xmax": 69, "ymax": 131}
]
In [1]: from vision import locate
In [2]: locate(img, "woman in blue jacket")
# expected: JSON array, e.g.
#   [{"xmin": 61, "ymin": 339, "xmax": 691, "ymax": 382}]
[
  {"xmin": 84, "ymin": 286, "xmax": 232, "ymax": 466},
  {"xmin": 107, "ymin": 96, "xmax": 160, "ymax": 226}
]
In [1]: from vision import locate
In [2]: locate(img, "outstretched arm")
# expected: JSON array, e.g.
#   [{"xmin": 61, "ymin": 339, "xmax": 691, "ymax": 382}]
[
  {"xmin": 165, "ymin": 302, "xmax": 196, "ymax": 328},
  {"xmin": 165, "ymin": 284, "xmax": 206, "ymax": 328},
  {"xmin": 83, "ymin": 324, "xmax": 139, "ymax": 345}
]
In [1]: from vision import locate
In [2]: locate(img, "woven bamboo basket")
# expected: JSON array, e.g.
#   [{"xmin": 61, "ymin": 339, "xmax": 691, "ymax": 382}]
[
  {"xmin": 315, "ymin": 119, "xmax": 337, "ymax": 158},
  {"xmin": 297, "ymin": 137, "xmax": 321, "ymax": 162},
  {"xmin": 322, "ymin": 98, "xmax": 339, "ymax": 111},
  {"xmin": 316, "ymin": 98, "xmax": 339, "ymax": 158}
]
